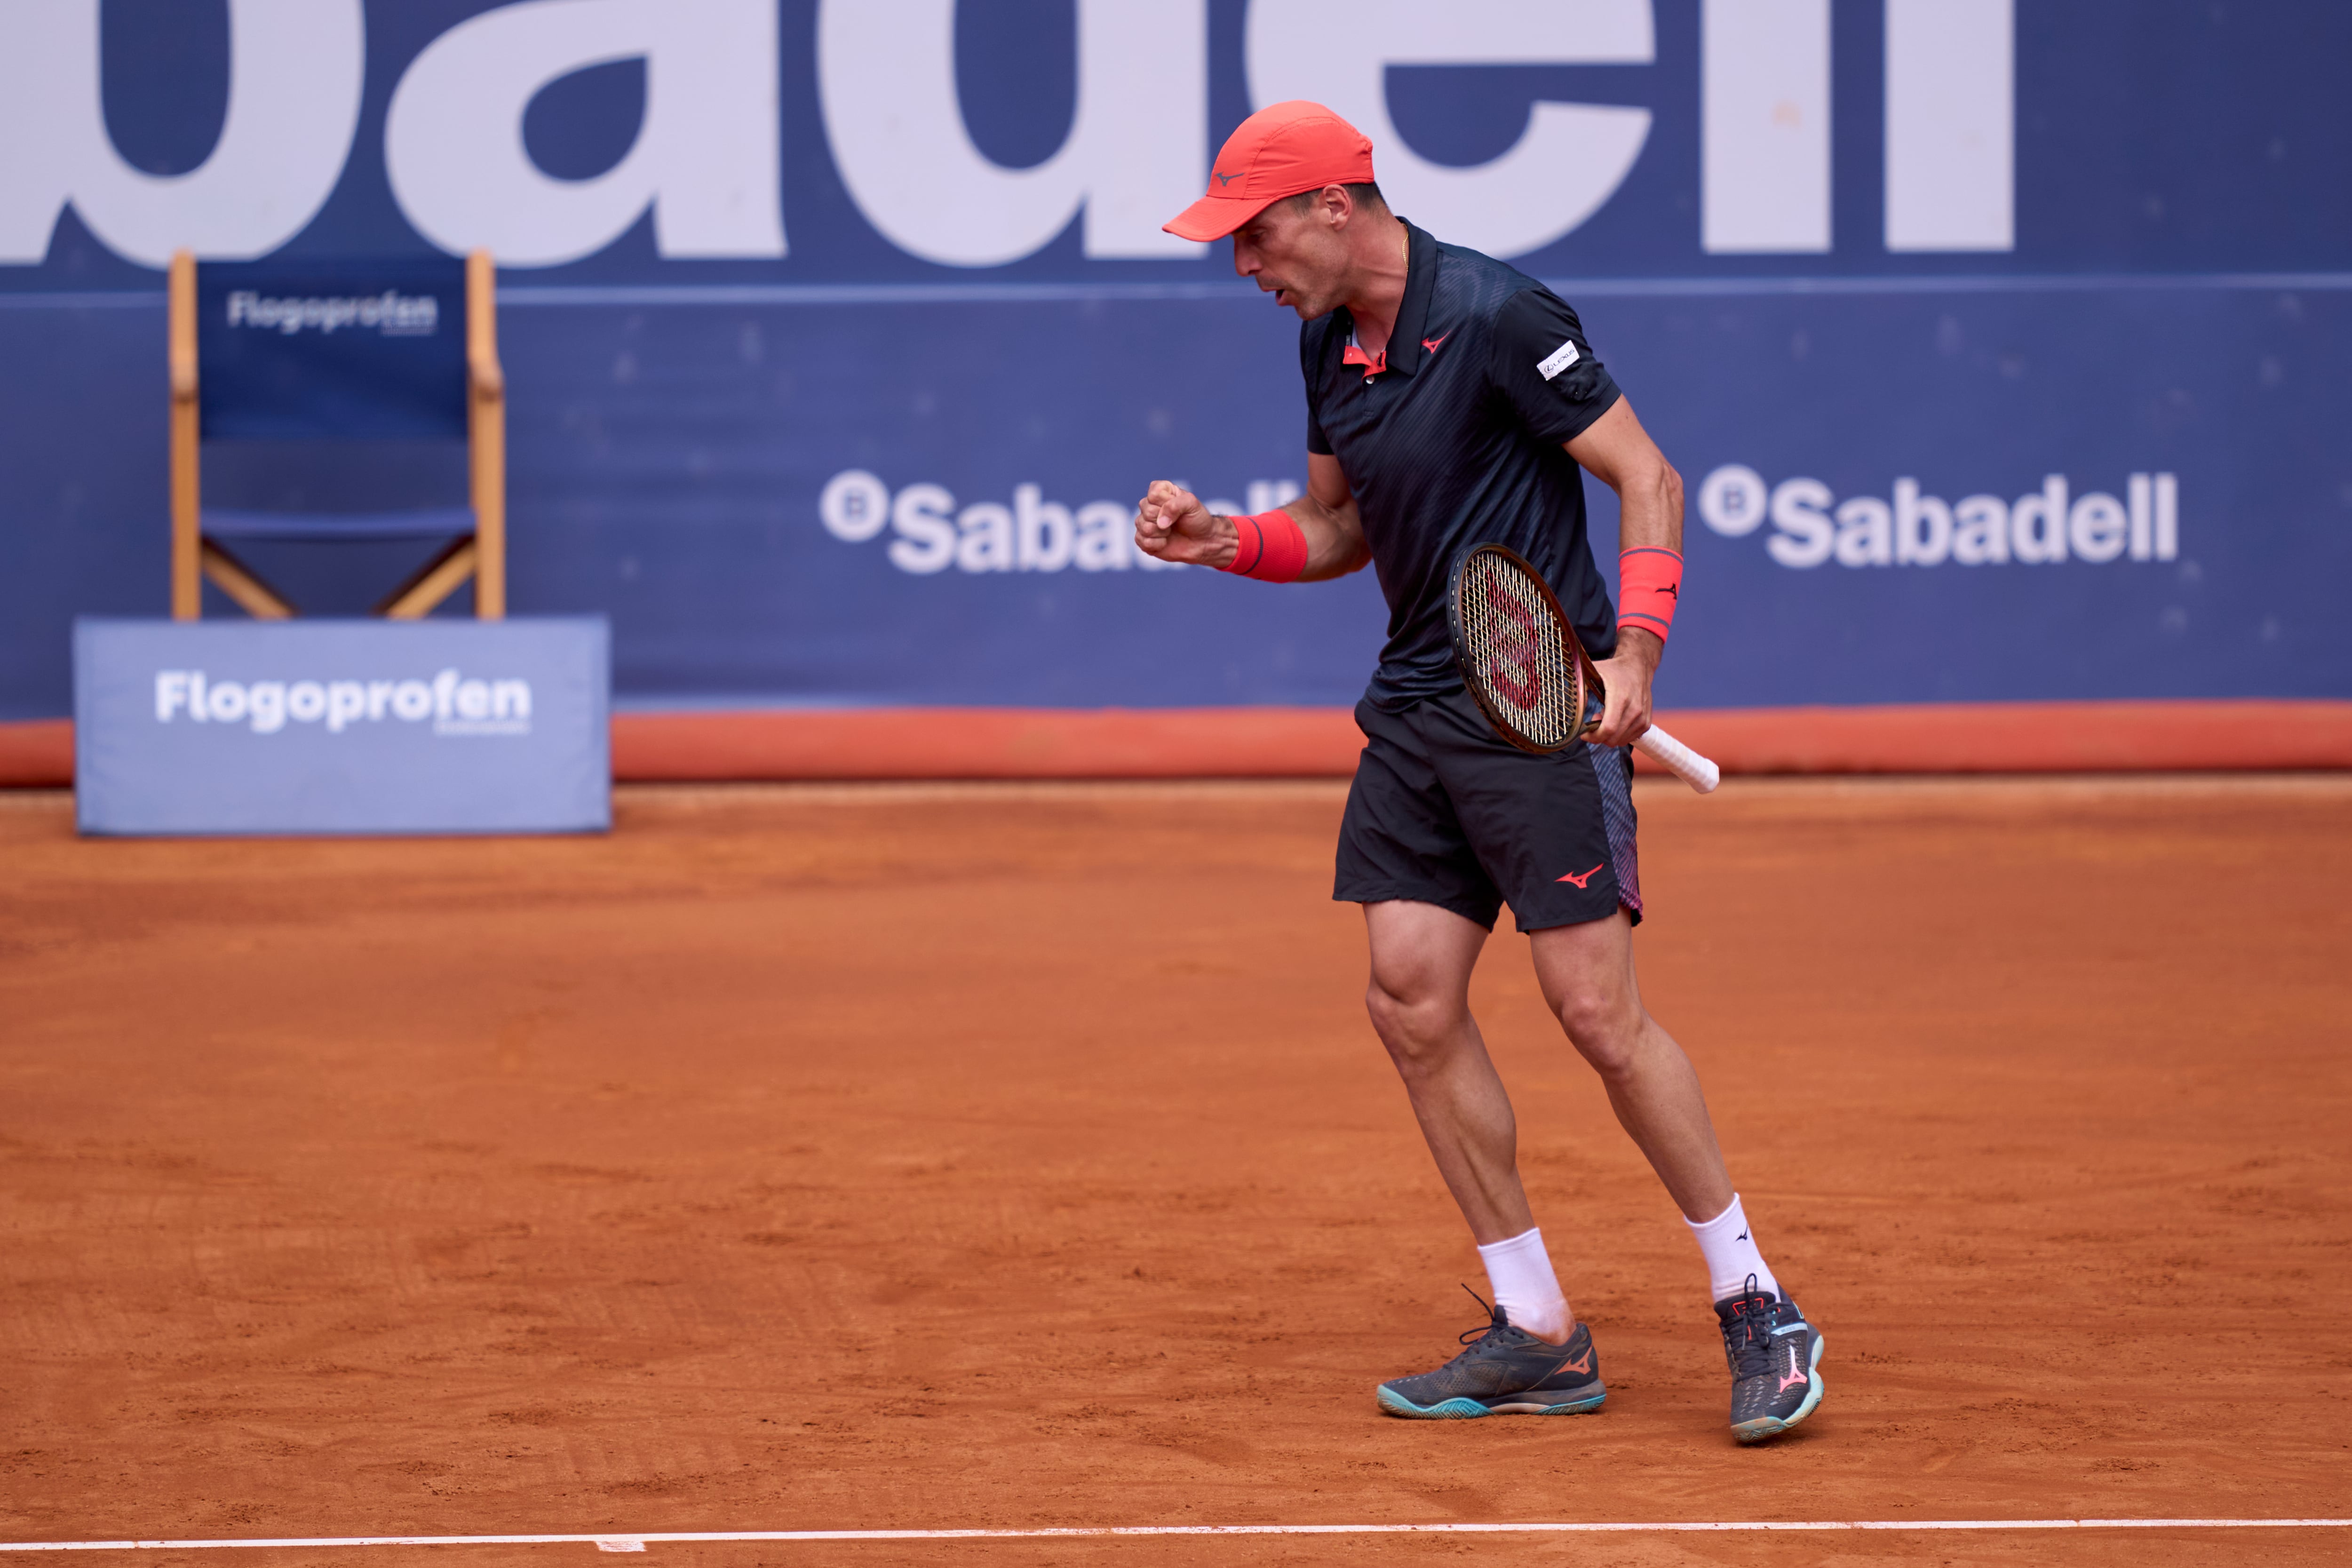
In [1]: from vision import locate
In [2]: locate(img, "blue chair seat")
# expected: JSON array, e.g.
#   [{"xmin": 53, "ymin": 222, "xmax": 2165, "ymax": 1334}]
[{"xmin": 203, "ymin": 506, "xmax": 475, "ymax": 542}]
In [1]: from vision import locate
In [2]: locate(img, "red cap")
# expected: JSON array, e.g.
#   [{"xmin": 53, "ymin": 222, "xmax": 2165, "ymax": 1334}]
[{"xmin": 1163, "ymin": 101, "xmax": 1377, "ymax": 242}]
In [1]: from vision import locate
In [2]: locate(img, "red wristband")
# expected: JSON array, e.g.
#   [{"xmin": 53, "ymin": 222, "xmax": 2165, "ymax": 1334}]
[
  {"xmin": 1222, "ymin": 509, "xmax": 1309, "ymax": 582},
  {"xmin": 1617, "ymin": 546, "xmax": 1683, "ymax": 641}
]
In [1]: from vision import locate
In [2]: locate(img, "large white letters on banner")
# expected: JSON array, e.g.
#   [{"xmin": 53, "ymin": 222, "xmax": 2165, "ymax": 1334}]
[
  {"xmin": 818, "ymin": 0, "xmax": 1206, "ymax": 267},
  {"xmin": 385, "ymin": 0, "xmax": 785, "ymax": 267},
  {"xmin": 1885, "ymin": 0, "xmax": 2015, "ymax": 251},
  {"xmin": 1246, "ymin": 0, "xmax": 1653, "ymax": 260},
  {"xmin": 1701, "ymin": 0, "xmax": 1830, "ymax": 253},
  {"xmin": 0, "ymin": 0, "xmax": 362, "ymax": 267}
]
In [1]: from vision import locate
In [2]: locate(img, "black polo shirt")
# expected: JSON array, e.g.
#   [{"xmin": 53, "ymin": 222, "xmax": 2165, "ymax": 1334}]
[{"xmin": 1303, "ymin": 221, "xmax": 1623, "ymax": 710}]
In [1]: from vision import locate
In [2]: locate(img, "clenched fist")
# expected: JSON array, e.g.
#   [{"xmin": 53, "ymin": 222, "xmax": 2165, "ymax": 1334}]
[{"xmin": 1134, "ymin": 480, "xmax": 1235, "ymax": 569}]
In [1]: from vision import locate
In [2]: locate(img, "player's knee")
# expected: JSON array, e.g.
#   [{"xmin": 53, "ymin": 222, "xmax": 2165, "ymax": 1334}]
[
  {"xmin": 1553, "ymin": 989, "xmax": 1642, "ymax": 1080},
  {"xmin": 1362, "ymin": 978, "xmax": 1415, "ymax": 1040},
  {"xmin": 1364, "ymin": 979, "xmax": 1460, "ymax": 1070}
]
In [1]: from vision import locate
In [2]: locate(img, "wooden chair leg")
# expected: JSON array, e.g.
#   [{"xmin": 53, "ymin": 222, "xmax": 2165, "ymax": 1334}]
[
  {"xmin": 377, "ymin": 537, "xmax": 479, "ymax": 619},
  {"xmin": 170, "ymin": 251, "xmax": 202, "ymax": 619},
  {"xmin": 467, "ymin": 247, "xmax": 506, "ymax": 620},
  {"xmin": 199, "ymin": 539, "xmax": 296, "ymax": 619},
  {"xmin": 471, "ymin": 423, "xmax": 506, "ymax": 619}
]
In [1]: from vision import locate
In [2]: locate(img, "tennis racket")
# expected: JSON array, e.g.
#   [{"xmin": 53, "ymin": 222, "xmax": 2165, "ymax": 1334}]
[{"xmin": 1446, "ymin": 543, "xmax": 1721, "ymax": 794}]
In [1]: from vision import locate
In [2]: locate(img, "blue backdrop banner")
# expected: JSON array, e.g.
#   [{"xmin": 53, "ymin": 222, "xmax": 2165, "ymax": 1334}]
[{"xmin": 4, "ymin": 2, "xmax": 2348, "ymax": 721}]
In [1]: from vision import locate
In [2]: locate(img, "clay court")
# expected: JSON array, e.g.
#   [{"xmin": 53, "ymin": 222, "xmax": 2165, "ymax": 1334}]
[{"xmin": 3, "ymin": 775, "xmax": 2348, "ymax": 1565}]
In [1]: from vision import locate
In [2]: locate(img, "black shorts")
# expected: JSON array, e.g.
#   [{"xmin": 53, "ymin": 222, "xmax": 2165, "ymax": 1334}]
[{"xmin": 1333, "ymin": 689, "xmax": 1641, "ymax": 933}]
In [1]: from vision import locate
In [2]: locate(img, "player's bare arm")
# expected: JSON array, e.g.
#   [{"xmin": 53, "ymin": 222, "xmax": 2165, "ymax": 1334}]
[
  {"xmin": 1132, "ymin": 455, "xmax": 1368, "ymax": 580},
  {"xmin": 1564, "ymin": 398, "xmax": 1685, "ymax": 748}
]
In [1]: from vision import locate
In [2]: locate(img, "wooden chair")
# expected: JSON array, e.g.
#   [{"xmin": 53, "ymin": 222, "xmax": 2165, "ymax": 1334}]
[{"xmin": 168, "ymin": 250, "xmax": 505, "ymax": 619}]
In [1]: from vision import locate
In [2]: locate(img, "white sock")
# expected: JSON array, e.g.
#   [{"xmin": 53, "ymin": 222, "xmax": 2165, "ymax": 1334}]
[
  {"xmin": 1475, "ymin": 1226, "xmax": 1570, "ymax": 1342},
  {"xmin": 1685, "ymin": 1194, "xmax": 1781, "ymax": 1304}
]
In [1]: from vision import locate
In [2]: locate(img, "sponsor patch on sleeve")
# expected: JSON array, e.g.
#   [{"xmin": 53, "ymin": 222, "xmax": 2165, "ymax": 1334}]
[{"xmin": 1537, "ymin": 338, "xmax": 1582, "ymax": 382}]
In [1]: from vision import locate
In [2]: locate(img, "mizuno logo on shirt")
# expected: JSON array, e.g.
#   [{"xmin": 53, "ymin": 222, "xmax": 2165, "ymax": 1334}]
[{"xmin": 1538, "ymin": 339, "xmax": 1581, "ymax": 381}]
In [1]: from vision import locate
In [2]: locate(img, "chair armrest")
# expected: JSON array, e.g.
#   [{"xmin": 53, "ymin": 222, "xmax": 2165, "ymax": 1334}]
[
  {"xmin": 168, "ymin": 248, "xmax": 199, "ymax": 401},
  {"xmin": 465, "ymin": 249, "xmax": 503, "ymax": 401},
  {"xmin": 469, "ymin": 348, "xmax": 504, "ymax": 400}
]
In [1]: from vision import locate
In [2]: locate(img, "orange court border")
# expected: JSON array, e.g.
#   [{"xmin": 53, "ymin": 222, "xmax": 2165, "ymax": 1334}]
[{"xmin": 6, "ymin": 698, "xmax": 2352, "ymax": 787}]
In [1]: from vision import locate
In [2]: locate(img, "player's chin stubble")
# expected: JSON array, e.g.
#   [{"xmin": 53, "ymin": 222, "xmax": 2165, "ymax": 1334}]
[{"xmin": 1264, "ymin": 280, "xmax": 1334, "ymax": 319}]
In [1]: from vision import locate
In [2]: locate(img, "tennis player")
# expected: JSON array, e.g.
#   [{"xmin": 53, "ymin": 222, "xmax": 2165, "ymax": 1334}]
[{"xmin": 1135, "ymin": 102, "xmax": 1823, "ymax": 1443}]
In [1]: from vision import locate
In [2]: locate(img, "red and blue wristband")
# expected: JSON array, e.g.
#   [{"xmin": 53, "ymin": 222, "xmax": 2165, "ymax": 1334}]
[
  {"xmin": 1618, "ymin": 546, "xmax": 1683, "ymax": 641},
  {"xmin": 1221, "ymin": 509, "xmax": 1309, "ymax": 583}
]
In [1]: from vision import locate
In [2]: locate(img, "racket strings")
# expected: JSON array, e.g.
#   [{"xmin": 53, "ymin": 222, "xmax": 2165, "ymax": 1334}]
[{"xmin": 1459, "ymin": 555, "xmax": 1588, "ymax": 748}]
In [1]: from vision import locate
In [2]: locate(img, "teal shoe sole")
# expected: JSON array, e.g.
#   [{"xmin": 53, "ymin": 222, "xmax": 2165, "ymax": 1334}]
[
  {"xmin": 1731, "ymin": 1333, "xmax": 1826, "ymax": 1444},
  {"xmin": 1376, "ymin": 1385, "xmax": 1606, "ymax": 1419}
]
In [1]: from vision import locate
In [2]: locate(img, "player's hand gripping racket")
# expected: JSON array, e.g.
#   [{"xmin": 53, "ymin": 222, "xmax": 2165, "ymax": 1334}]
[{"xmin": 1446, "ymin": 543, "xmax": 1721, "ymax": 794}]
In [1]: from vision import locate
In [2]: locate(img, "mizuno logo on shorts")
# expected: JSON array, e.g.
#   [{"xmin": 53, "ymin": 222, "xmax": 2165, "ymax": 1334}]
[
  {"xmin": 1557, "ymin": 861, "xmax": 1604, "ymax": 889},
  {"xmin": 1538, "ymin": 339, "xmax": 1581, "ymax": 381}
]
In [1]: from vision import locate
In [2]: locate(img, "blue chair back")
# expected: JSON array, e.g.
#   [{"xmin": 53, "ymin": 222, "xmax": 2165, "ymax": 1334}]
[{"xmin": 197, "ymin": 258, "xmax": 469, "ymax": 441}]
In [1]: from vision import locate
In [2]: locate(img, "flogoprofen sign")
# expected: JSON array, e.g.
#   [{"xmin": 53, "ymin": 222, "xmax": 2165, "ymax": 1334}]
[
  {"xmin": 75, "ymin": 618, "xmax": 609, "ymax": 836},
  {"xmin": 153, "ymin": 667, "xmax": 534, "ymax": 735},
  {"xmin": 222, "ymin": 289, "xmax": 440, "ymax": 336}
]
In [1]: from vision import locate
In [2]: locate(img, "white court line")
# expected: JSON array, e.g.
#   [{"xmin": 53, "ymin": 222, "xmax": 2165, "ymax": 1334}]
[{"xmin": 1, "ymin": 1520, "xmax": 2348, "ymax": 1552}]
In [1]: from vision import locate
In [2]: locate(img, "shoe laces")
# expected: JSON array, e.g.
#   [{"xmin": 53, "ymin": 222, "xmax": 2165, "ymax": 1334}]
[
  {"xmin": 1721, "ymin": 1272, "xmax": 1777, "ymax": 1379},
  {"xmin": 1453, "ymin": 1283, "xmax": 1513, "ymax": 1355}
]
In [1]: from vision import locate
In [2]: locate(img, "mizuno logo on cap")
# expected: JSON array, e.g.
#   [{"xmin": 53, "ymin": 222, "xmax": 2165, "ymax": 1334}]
[
  {"xmin": 1213, "ymin": 169, "xmax": 1240, "ymax": 187},
  {"xmin": 1538, "ymin": 339, "xmax": 1581, "ymax": 381}
]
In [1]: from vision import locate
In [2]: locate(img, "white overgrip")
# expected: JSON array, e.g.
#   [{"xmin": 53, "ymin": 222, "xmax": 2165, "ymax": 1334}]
[{"xmin": 1634, "ymin": 724, "xmax": 1722, "ymax": 795}]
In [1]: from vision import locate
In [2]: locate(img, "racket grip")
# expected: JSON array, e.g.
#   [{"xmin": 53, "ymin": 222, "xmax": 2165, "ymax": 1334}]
[{"xmin": 1635, "ymin": 724, "xmax": 1721, "ymax": 795}]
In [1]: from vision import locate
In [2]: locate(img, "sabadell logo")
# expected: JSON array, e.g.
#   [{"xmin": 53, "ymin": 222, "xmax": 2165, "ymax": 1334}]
[
  {"xmin": 1695, "ymin": 467, "xmax": 2181, "ymax": 570},
  {"xmin": 818, "ymin": 469, "xmax": 1302, "ymax": 578}
]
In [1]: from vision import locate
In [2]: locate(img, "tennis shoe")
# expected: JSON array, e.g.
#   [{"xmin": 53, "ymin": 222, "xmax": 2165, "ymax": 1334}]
[
  {"xmin": 1376, "ymin": 1288, "xmax": 1606, "ymax": 1419},
  {"xmin": 1716, "ymin": 1275, "xmax": 1823, "ymax": 1443}
]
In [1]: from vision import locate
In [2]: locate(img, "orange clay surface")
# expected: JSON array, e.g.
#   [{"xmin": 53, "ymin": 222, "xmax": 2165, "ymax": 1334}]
[{"xmin": 2, "ymin": 778, "xmax": 2349, "ymax": 1568}]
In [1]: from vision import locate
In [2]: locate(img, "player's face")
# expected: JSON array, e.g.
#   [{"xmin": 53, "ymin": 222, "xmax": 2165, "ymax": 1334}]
[{"xmin": 1232, "ymin": 198, "xmax": 1351, "ymax": 319}]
